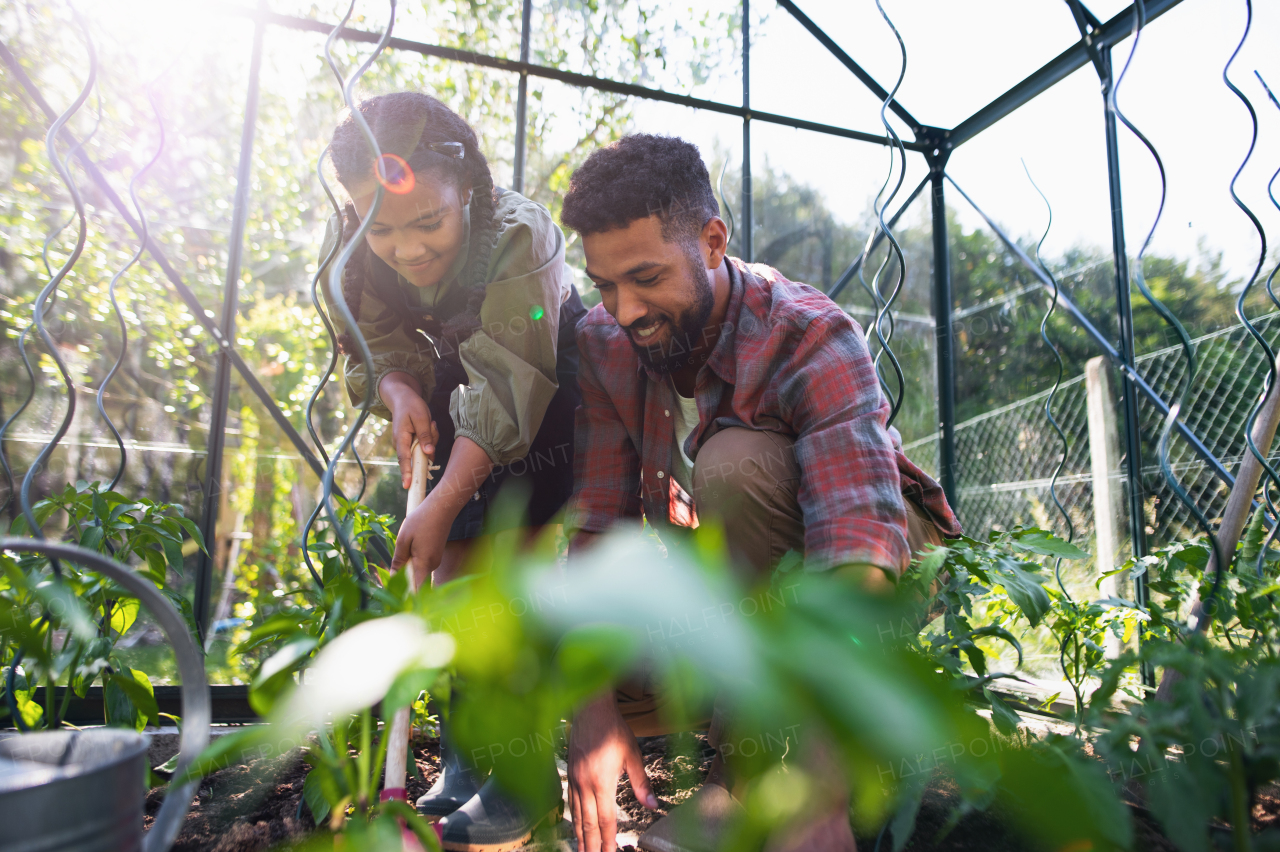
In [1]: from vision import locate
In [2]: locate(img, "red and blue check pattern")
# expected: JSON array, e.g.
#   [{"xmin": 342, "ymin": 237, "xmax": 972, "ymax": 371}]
[{"xmin": 567, "ymin": 257, "xmax": 961, "ymax": 573}]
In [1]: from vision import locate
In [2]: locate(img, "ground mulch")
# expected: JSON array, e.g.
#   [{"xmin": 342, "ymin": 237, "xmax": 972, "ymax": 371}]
[
  {"xmin": 146, "ymin": 734, "xmax": 446, "ymax": 852},
  {"xmin": 146, "ymin": 731, "xmax": 1280, "ymax": 851}
]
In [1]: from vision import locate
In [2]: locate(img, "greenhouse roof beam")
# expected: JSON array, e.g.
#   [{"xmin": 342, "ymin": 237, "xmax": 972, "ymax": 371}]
[
  {"xmin": 775, "ymin": 0, "xmax": 922, "ymax": 137},
  {"xmin": 949, "ymin": 0, "xmax": 1184, "ymax": 148},
  {"xmin": 211, "ymin": 3, "xmax": 926, "ymax": 152}
]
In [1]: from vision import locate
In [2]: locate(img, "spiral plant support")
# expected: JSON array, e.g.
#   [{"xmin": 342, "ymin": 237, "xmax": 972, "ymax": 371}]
[{"xmin": 1, "ymin": 0, "xmax": 1278, "ymax": 731}]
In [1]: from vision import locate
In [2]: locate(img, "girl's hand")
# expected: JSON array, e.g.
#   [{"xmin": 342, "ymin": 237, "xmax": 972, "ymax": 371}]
[
  {"xmin": 379, "ymin": 371, "xmax": 439, "ymax": 489},
  {"xmin": 391, "ymin": 498, "xmax": 452, "ymax": 589}
]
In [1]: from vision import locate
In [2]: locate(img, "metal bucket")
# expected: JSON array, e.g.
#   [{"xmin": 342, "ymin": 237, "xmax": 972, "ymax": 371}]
[
  {"xmin": 0, "ymin": 539, "xmax": 211, "ymax": 852},
  {"xmin": 0, "ymin": 729, "xmax": 150, "ymax": 852}
]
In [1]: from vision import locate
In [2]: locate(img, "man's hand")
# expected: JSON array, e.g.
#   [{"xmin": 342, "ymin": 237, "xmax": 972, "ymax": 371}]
[
  {"xmin": 379, "ymin": 371, "xmax": 439, "ymax": 489},
  {"xmin": 567, "ymin": 694, "xmax": 659, "ymax": 852},
  {"xmin": 390, "ymin": 497, "xmax": 452, "ymax": 588}
]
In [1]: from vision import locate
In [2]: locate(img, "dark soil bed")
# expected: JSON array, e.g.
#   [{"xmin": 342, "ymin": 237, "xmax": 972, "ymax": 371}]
[{"xmin": 147, "ymin": 732, "xmax": 1279, "ymax": 851}]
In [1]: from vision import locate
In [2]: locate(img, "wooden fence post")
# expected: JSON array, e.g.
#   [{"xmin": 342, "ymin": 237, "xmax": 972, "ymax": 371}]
[{"xmin": 1086, "ymin": 356, "xmax": 1125, "ymax": 657}]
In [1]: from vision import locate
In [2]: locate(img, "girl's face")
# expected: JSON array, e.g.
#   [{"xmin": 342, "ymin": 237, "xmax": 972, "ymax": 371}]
[{"xmin": 351, "ymin": 174, "xmax": 471, "ymax": 289}]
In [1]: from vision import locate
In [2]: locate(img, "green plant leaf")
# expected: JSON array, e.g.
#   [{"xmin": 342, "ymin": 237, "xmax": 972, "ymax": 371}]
[
  {"xmin": 110, "ymin": 597, "xmax": 140, "ymax": 638},
  {"xmin": 32, "ymin": 580, "xmax": 97, "ymax": 640},
  {"xmin": 983, "ymin": 687, "xmax": 1021, "ymax": 736},
  {"xmin": 383, "ymin": 667, "xmax": 438, "ymax": 714},
  {"xmin": 1240, "ymin": 504, "xmax": 1268, "ymax": 569},
  {"xmin": 966, "ymin": 624, "xmax": 1024, "ymax": 667},
  {"xmin": 1145, "ymin": 751, "xmax": 1212, "ymax": 852},
  {"xmin": 999, "ymin": 740, "xmax": 1133, "ymax": 852},
  {"xmin": 302, "ymin": 766, "xmax": 333, "ymax": 825},
  {"xmin": 161, "ymin": 535, "xmax": 185, "ymax": 577},
  {"xmin": 106, "ymin": 667, "xmax": 159, "ymax": 732},
  {"xmin": 2, "ymin": 669, "xmax": 44, "ymax": 728},
  {"xmin": 174, "ymin": 517, "xmax": 207, "ymax": 553},
  {"xmin": 554, "ymin": 624, "xmax": 640, "ymax": 704},
  {"xmin": 889, "ymin": 778, "xmax": 927, "ymax": 852},
  {"xmin": 250, "ymin": 637, "xmax": 317, "ymax": 717},
  {"xmin": 160, "ymin": 589, "xmax": 199, "ymax": 641},
  {"xmin": 142, "ymin": 547, "xmax": 168, "ymax": 586},
  {"xmin": 914, "ymin": 545, "xmax": 950, "ymax": 590},
  {"xmin": 1010, "ymin": 530, "xmax": 1089, "ymax": 560},
  {"xmin": 79, "ymin": 525, "xmax": 105, "ymax": 553},
  {"xmin": 992, "ymin": 558, "xmax": 1052, "ymax": 628}
]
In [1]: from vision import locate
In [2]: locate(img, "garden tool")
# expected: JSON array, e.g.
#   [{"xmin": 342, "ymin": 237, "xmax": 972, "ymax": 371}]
[{"xmin": 383, "ymin": 441, "xmax": 432, "ymax": 803}]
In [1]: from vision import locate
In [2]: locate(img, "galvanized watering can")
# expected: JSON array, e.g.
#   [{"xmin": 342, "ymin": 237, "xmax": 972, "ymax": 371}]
[{"xmin": 0, "ymin": 540, "xmax": 210, "ymax": 852}]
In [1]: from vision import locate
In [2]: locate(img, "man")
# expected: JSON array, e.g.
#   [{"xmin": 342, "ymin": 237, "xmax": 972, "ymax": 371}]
[{"xmin": 559, "ymin": 135, "xmax": 961, "ymax": 852}]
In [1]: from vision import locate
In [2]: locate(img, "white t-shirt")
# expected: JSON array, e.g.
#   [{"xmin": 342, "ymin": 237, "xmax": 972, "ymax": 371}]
[{"xmin": 669, "ymin": 379, "xmax": 701, "ymax": 493}]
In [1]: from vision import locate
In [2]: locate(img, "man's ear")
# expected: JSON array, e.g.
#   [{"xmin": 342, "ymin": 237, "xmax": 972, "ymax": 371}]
[{"xmin": 702, "ymin": 216, "xmax": 729, "ymax": 268}]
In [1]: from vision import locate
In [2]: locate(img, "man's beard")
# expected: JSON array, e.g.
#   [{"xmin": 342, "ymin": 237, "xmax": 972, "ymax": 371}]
[{"xmin": 628, "ymin": 253, "xmax": 715, "ymax": 375}]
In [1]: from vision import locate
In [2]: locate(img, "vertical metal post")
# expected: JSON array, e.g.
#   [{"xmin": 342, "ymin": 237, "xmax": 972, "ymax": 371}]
[
  {"xmin": 740, "ymin": 0, "xmax": 752, "ymax": 262},
  {"xmin": 930, "ymin": 167, "xmax": 957, "ymax": 510},
  {"xmin": 195, "ymin": 9, "xmax": 266, "ymax": 644},
  {"xmin": 513, "ymin": 0, "xmax": 532, "ymax": 194},
  {"xmin": 1100, "ymin": 46, "xmax": 1152, "ymax": 683}
]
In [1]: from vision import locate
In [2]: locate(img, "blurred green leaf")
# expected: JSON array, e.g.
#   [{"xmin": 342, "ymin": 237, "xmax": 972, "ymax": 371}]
[{"xmin": 992, "ymin": 557, "xmax": 1051, "ymax": 628}]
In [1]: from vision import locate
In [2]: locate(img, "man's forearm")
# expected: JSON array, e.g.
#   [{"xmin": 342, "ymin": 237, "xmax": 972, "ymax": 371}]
[{"xmin": 833, "ymin": 561, "xmax": 896, "ymax": 595}]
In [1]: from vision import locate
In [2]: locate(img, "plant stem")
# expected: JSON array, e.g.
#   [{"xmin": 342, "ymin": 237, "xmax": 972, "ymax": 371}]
[
  {"xmin": 54, "ymin": 642, "xmax": 82, "ymax": 727},
  {"xmin": 358, "ymin": 709, "xmax": 372, "ymax": 812},
  {"xmin": 42, "ymin": 620, "xmax": 54, "ymax": 728},
  {"xmin": 1227, "ymin": 734, "xmax": 1253, "ymax": 852}
]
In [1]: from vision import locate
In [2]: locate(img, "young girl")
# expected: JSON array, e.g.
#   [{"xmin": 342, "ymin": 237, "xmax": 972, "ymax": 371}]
[{"xmin": 321, "ymin": 92, "xmax": 582, "ymax": 850}]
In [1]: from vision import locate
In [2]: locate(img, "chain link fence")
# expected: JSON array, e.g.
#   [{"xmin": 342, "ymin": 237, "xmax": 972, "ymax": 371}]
[{"xmin": 904, "ymin": 312, "xmax": 1280, "ymax": 568}]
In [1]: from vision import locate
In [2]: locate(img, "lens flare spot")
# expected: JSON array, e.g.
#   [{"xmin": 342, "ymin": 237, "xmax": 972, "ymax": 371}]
[
  {"xmin": 377, "ymin": 153, "xmax": 415, "ymax": 195},
  {"xmin": 529, "ymin": 304, "xmax": 545, "ymax": 321}
]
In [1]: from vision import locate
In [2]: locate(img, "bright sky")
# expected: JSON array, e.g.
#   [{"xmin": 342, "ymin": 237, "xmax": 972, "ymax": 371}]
[
  {"xmin": 637, "ymin": 0, "xmax": 1280, "ymax": 286},
  {"xmin": 80, "ymin": 0, "xmax": 1280, "ymax": 288}
]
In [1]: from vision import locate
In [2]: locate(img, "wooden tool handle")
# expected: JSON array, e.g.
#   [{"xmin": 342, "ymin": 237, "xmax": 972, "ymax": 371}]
[
  {"xmin": 406, "ymin": 440, "xmax": 431, "ymax": 529},
  {"xmin": 383, "ymin": 441, "xmax": 433, "ymax": 798}
]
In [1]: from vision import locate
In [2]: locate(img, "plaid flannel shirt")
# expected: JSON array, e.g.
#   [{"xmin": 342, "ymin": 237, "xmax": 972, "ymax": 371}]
[{"xmin": 566, "ymin": 257, "xmax": 961, "ymax": 573}]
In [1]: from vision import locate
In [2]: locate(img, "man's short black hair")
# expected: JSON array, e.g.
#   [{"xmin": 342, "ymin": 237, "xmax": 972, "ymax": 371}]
[{"xmin": 560, "ymin": 134, "xmax": 720, "ymax": 244}]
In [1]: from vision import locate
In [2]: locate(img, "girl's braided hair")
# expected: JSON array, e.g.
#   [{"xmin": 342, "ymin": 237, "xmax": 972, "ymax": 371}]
[{"xmin": 329, "ymin": 92, "xmax": 500, "ymax": 365}]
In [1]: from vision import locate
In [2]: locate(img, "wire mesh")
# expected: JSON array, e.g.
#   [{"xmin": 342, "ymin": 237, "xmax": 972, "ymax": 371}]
[{"xmin": 904, "ymin": 312, "xmax": 1280, "ymax": 563}]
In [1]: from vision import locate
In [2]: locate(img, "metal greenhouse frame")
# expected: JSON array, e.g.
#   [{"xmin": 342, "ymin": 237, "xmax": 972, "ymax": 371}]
[{"xmin": 10, "ymin": 0, "xmax": 1261, "ymax": 717}]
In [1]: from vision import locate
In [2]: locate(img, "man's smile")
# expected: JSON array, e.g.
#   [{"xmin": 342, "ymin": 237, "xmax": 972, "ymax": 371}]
[{"xmin": 629, "ymin": 318, "xmax": 665, "ymax": 343}]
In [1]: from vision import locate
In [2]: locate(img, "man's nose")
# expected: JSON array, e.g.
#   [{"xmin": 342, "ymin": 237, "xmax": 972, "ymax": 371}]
[{"xmin": 614, "ymin": 288, "xmax": 648, "ymax": 328}]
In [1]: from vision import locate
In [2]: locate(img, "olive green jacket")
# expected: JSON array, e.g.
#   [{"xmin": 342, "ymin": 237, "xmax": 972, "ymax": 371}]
[{"xmin": 318, "ymin": 191, "xmax": 574, "ymax": 465}]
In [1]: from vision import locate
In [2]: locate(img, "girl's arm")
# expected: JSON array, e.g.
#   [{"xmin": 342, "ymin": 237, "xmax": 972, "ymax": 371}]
[
  {"xmin": 379, "ymin": 371, "xmax": 439, "ymax": 489},
  {"xmin": 390, "ymin": 435, "xmax": 495, "ymax": 586}
]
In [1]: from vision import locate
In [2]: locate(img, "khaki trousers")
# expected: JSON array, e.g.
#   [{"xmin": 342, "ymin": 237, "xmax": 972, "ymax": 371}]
[{"xmin": 616, "ymin": 427, "xmax": 944, "ymax": 736}]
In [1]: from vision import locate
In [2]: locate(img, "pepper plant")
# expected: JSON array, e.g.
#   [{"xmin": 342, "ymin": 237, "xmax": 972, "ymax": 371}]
[{"xmin": 0, "ymin": 480, "xmax": 203, "ymax": 731}]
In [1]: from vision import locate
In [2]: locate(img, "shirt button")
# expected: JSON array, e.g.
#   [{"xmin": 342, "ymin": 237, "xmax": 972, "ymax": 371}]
[
  {"xmin": 656, "ymin": 470, "xmax": 665, "ymax": 478},
  {"xmin": 664, "ymin": 409, "xmax": 670, "ymax": 417}
]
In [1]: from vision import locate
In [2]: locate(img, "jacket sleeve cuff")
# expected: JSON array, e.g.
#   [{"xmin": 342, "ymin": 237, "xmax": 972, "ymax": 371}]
[
  {"xmin": 451, "ymin": 425, "xmax": 504, "ymax": 466},
  {"xmin": 803, "ymin": 519, "xmax": 911, "ymax": 575}
]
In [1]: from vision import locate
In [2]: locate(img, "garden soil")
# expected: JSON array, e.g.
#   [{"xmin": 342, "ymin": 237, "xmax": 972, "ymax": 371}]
[{"xmin": 147, "ymin": 732, "xmax": 1274, "ymax": 851}]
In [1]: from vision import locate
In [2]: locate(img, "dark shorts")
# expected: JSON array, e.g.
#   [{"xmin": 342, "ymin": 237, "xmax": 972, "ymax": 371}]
[{"xmin": 426, "ymin": 288, "xmax": 586, "ymax": 541}]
